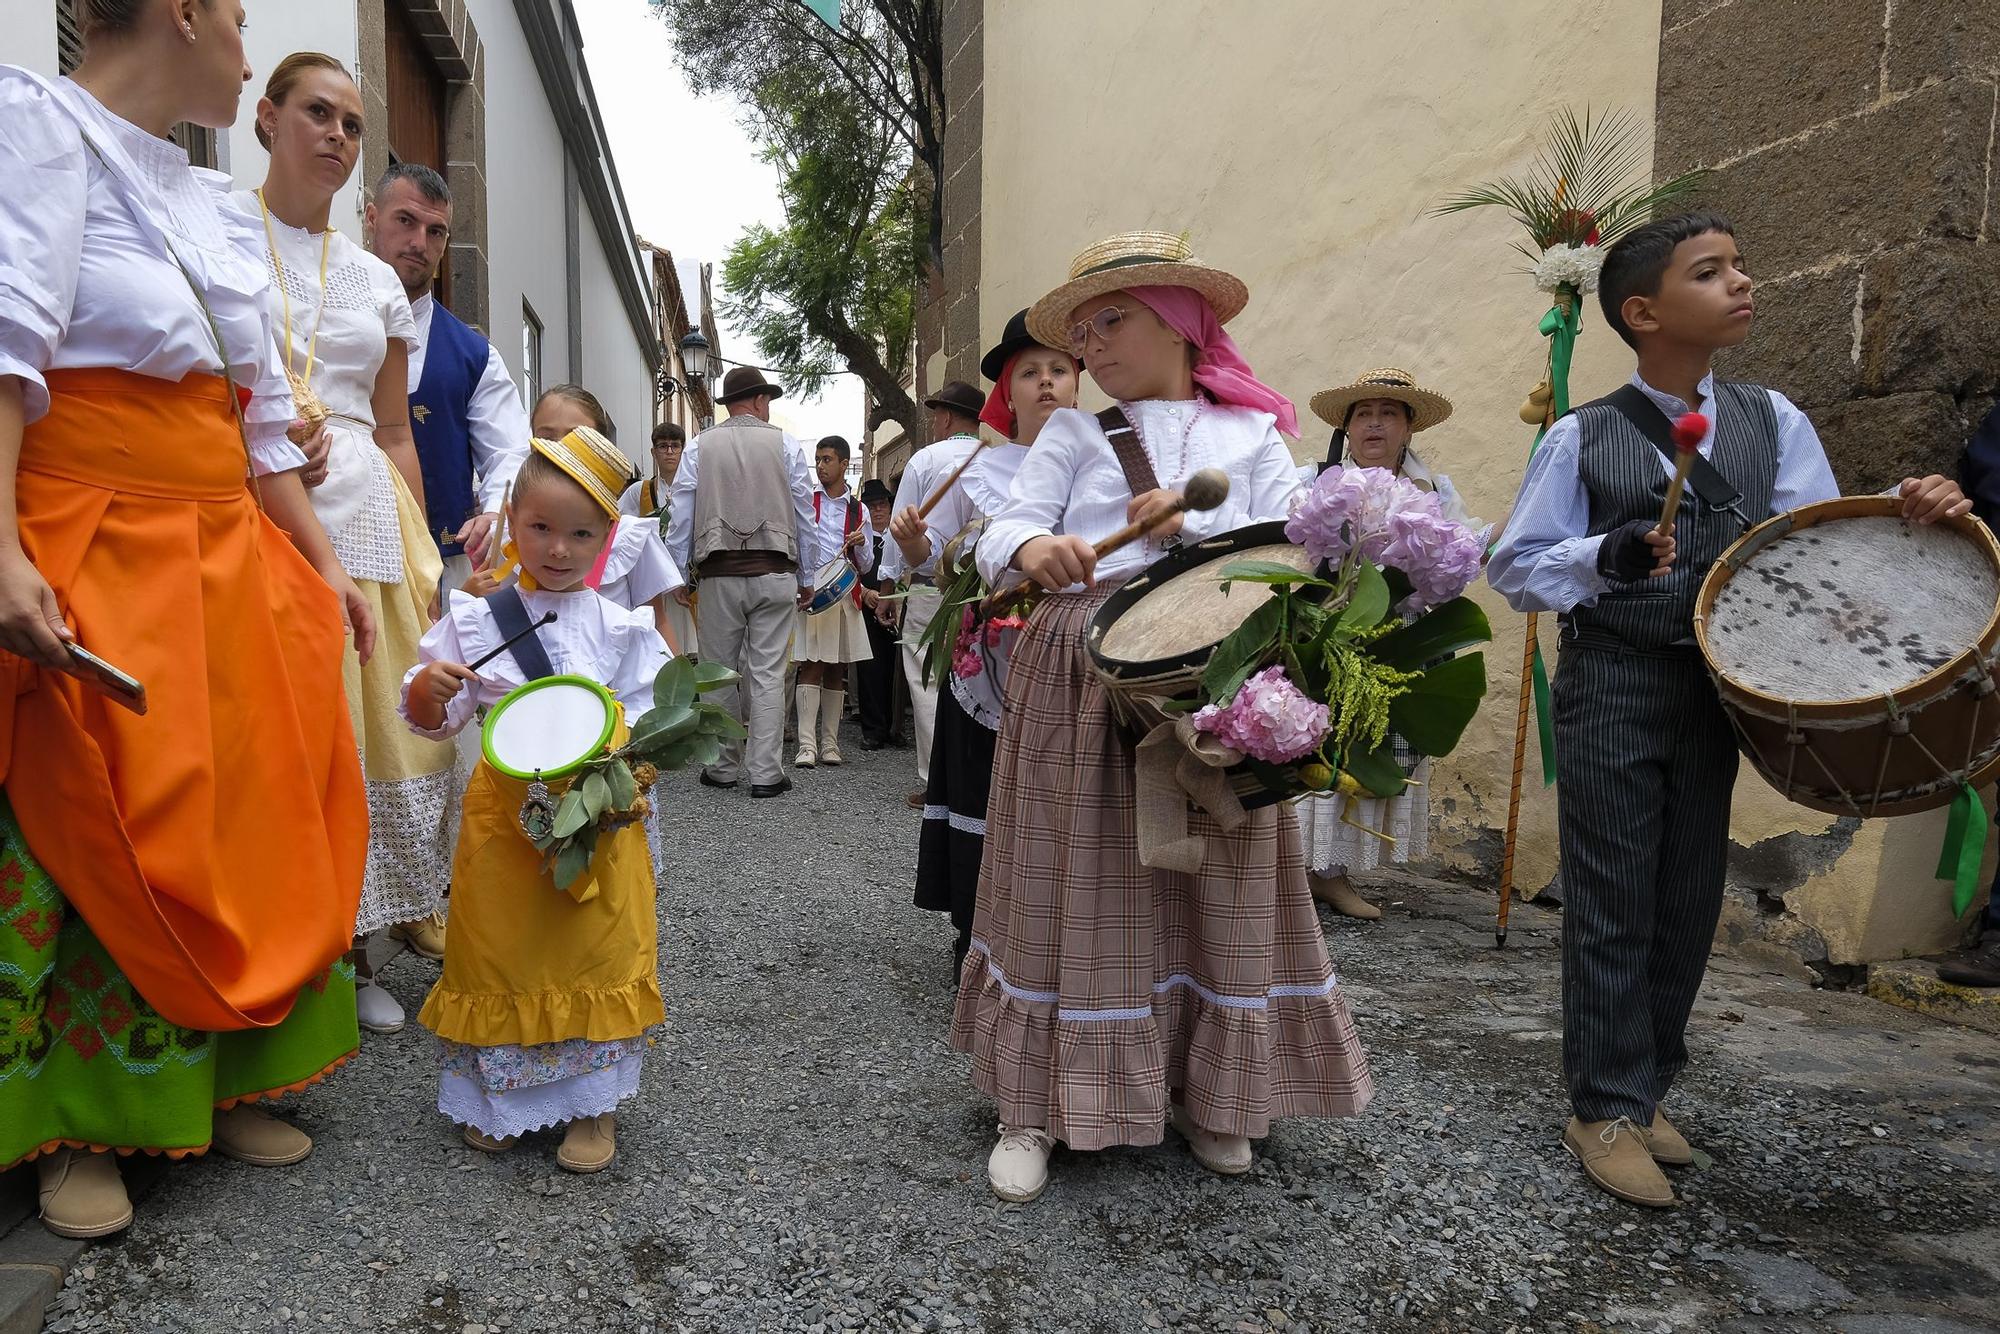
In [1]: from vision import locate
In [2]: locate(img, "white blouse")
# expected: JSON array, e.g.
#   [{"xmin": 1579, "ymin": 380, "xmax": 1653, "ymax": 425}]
[
  {"xmin": 918, "ymin": 441, "xmax": 1027, "ymax": 573},
  {"xmin": 882, "ymin": 434, "xmax": 981, "ymax": 581},
  {"xmin": 400, "ymin": 585, "xmax": 671, "ymax": 741},
  {"xmin": 977, "ymin": 401, "xmax": 1302, "ymax": 587},
  {"xmin": 806, "ymin": 485, "xmax": 875, "ymax": 576},
  {"xmin": 596, "ymin": 514, "xmax": 684, "ymax": 611},
  {"xmin": 0, "ymin": 67, "xmax": 303, "ymax": 474},
  {"xmin": 228, "ymin": 191, "xmax": 417, "ymax": 584}
]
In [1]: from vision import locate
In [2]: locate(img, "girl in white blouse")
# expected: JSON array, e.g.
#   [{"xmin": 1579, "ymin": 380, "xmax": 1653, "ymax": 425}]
[
  {"xmin": 230, "ymin": 52, "xmax": 454, "ymax": 1037},
  {"xmin": 957, "ymin": 233, "xmax": 1373, "ymax": 1205},
  {"xmin": 0, "ymin": 4, "xmax": 373, "ymax": 1240}
]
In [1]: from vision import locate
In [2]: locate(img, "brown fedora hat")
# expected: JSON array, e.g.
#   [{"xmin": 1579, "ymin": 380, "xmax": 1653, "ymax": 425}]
[
  {"xmin": 923, "ymin": 380, "xmax": 984, "ymax": 418},
  {"xmin": 717, "ymin": 365, "xmax": 786, "ymax": 404}
]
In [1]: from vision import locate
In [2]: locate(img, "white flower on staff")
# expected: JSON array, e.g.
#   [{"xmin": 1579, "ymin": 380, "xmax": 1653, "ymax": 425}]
[{"xmin": 1533, "ymin": 243, "xmax": 1606, "ymax": 295}]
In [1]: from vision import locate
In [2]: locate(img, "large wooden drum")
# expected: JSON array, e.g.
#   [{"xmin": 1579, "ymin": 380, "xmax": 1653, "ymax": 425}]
[{"xmin": 1693, "ymin": 496, "xmax": 2000, "ymax": 817}]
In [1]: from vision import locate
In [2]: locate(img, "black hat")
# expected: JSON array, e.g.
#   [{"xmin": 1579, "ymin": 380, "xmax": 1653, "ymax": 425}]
[
  {"xmin": 859, "ymin": 478, "xmax": 893, "ymax": 504},
  {"xmin": 922, "ymin": 380, "xmax": 984, "ymax": 419},
  {"xmin": 717, "ymin": 366, "xmax": 786, "ymax": 404},
  {"xmin": 980, "ymin": 308, "xmax": 1036, "ymax": 382}
]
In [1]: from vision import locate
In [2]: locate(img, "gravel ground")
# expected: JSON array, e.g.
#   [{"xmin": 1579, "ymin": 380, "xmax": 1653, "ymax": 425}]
[{"xmin": 37, "ymin": 724, "xmax": 2000, "ymax": 1333}]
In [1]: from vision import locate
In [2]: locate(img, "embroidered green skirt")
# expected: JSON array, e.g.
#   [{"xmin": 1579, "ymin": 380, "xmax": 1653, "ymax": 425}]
[{"xmin": 0, "ymin": 797, "xmax": 358, "ymax": 1167}]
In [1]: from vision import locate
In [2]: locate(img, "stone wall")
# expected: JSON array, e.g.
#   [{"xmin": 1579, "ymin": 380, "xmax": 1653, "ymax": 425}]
[
  {"xmin": 915, "ymin": 0, "xmax": 983, "ymax": 428},
  {"xmin": 1657, "ymin": 0, "xmax": 2000, "ymax": 488}
]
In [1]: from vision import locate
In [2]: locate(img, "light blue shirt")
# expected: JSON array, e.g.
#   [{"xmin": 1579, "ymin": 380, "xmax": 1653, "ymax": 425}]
[{"xmin": 1487, "ymin": 372, "xmax": 1839, "ymax": 615}]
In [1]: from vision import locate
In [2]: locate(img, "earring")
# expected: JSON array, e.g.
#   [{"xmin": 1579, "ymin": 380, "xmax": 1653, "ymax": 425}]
[{"xmin": 183, "ymin": 23, "xmax": 196, "ymax": 42}]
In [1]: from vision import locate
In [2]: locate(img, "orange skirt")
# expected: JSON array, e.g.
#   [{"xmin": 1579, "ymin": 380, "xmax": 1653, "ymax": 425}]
[{"xmin": 0, "ymin": 368, "xmax": 366, "ymax": 1032}]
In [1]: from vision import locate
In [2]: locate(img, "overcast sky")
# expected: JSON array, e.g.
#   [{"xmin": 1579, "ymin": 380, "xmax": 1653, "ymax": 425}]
[{"xmin": 575, "ymin": 1, "xmax": 866, "ymax": 448}]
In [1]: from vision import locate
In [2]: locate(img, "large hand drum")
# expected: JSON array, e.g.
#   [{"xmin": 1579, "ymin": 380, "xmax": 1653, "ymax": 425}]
[
  {"xmin": 1694, "ymin": 496, "xmax": 2000, "ymax": 817},
  {"xmin": 482, "ymin": 675, "xmax": 620, "ymax": 781}
]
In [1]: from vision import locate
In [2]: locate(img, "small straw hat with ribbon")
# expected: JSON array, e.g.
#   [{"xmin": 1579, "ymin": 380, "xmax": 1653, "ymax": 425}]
[{"xmin": 1026, "ymin": 231, "xmax": 1249, "ymax": 350}]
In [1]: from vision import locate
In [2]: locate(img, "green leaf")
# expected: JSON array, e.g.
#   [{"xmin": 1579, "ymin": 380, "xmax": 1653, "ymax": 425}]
[
  {"xmin": 1371, "ymin": 598, "xmax": 1494, "ymax": 671},
  {"xmin": 631, "ymin": 702, "xmax": 697, "ymax": 752},
  {"xmin": 553, "ymin": 834, "xmax": 595, "ymax": 891},
  {"xmin": 1216, "ymin": 559, "xmax": 1332, "ymax": 590},
  {"xmin": 552, "ymin": 788, "xmax": 591, "ymax": 839},
  {"xmin": 699, "ymin": 705, "xmax": 748, "ymax": 741},
  {"xmin": 1339, "ymin": 558, "xmax": 1390, "ymax": 630},
  {"xmin": 606, "ymin": 757, "xmax": 639, "ymax": 810},
  {"xmin": 1389, "ymin": 652, "xmax": 1489, "ymax": 756},
  {"xmin": 1344, "ymin": 742, "xmax": 1409, "ymax": 799},
  {"xmin": 691, "ymin": 659, "xmax": 738, "ymax": 695},
  {"xmin": 1199, "ymin": 598, "xmax": 1284, "ymax": 704},
  {"xmin": 651, "ymin": 655, "xmax": 697, "ymax": 712},
  {"xmin": 581, "ymin": 770, "xmax": 612, "ymax": 820}
]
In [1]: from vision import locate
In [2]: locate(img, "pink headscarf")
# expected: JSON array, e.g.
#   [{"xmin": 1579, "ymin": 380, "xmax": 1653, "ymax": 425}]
[
  {"xmin": 1124, "ymin": 285, "xmax": 1300, "ymax": 438},
  {"xmin": 979, "ymin": 349, "xmax": 1023, "ymax": 440}
]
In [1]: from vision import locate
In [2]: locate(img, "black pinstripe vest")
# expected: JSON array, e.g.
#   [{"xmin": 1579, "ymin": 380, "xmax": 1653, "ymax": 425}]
[{"xmin": 1564, "ymin": 381, "xmax": 1779, "ymax": 650}]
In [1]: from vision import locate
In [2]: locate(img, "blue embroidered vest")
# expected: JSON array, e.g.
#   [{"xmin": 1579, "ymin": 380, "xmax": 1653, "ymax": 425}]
[{"xmin": 410, "ymin": 301, "xmax": 490, "ymax": 558}]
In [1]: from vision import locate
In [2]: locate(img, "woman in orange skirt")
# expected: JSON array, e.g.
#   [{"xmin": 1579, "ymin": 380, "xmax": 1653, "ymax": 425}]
[{"xmin": 0, "ymin": 5, "xmax": 371, "ymax": 1238}]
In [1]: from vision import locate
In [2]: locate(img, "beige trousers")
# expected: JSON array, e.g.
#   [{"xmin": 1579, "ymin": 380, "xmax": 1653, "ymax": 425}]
[
  {"xmin": 699, "ymin": 572, "xmax": 799, "ymax": 786},
  {"xmin": 898, "ymin": 586, "xmax": 943, "ymax": 785}
]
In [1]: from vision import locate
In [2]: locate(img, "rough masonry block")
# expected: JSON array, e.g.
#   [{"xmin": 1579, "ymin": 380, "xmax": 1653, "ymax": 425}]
[
  {"xmin": 1806, "ymin": 389, "xmax": 1967, "ymax": 492},
  {"xmin": 1885, "ymin": 0, "xmax": 2000, "ymax": 92}
]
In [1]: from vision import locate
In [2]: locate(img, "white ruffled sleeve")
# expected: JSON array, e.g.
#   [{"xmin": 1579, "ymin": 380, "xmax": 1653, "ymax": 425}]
[
  {"xmin": 400, "ymin": 590, "xmax": 487, "ymax": 739},
  {"xmin": 207, "ymin": 174, "xmax": 305, "ymax": 475},
  {"xmin": 603, "ymin": 517, "xmax": 683, "ymax": 606},
  {"xmin": 606, "ymin": 607, "xmax": 673, "ymax": 720},
  {"xmin": 0, "ymin": 73, "xmax": 85, "ymax": 424},
  {"xmin": 977, "ymin": 409, "xmax": 1089, "ymax": 585}
]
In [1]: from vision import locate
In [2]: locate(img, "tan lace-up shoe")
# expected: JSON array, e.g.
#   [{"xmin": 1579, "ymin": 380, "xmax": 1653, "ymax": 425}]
[
  {"xmin": 462, "ymin": 1125, "xmax": 518, "ymax": 1153},
  {"xmin": 557, "ymin": 1113, "xmax": 617, "ymax": 1173},
  {"xmin": 987, "ymin": 1125, "xmax": 1053, "ymax": 1202},
  {"xmin": 36, "ymin": 1149, "xmax": 133, "ymax": 1239},
  {"xmin": 1169, "ymin": 1105, "xmax": 1254, "ymax": 1176},
  {"xmin": 1308, "ymin": 872, "xmax": 1382, "ymax": 921},
  {"xmin": 1642, "ymin": 1110, "xmax": 1694, "ymax": 1166},
  {"xmin": 390, "ymin": 911, "xmax": 447, "ymax": 960},
  {"xmin": 1564, "ymin": 1116, "xmax": 1674, "ymax": 1207},
  {"xmin": 211, "ymin": 1104, "xmax": 313, "ymax": 1167}
]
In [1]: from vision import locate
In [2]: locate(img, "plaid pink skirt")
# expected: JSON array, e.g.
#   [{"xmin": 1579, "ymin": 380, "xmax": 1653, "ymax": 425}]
[{"xmin": 950, "ymin": 586, "xmax": 1374, "ymax": 1150}]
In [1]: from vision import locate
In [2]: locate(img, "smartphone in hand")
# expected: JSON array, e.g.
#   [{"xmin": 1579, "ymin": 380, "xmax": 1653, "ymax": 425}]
[{"xmin": 63, "ymin": 641, "xmax": 147, "ymax": 715}]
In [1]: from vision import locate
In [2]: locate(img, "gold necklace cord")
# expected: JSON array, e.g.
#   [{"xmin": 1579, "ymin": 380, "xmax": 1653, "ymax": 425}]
[{"xmin": 256, "ymin": 187, "xmax": 333, "ymax": 388}]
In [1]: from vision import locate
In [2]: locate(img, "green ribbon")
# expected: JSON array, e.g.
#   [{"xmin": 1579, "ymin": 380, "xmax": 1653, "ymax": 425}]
[
  {"xmin": 1521, "ymin": 290, "xmax": 1582, "ymax": 788},
  {"xmin": 1937, "ymin": 783, "xmax": 1990, "ymax": 918}
]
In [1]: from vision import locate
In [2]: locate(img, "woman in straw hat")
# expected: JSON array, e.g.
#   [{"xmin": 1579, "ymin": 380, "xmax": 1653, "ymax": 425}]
[
  {"xmin": 911, "ymin": 309, "xmax": 1079, "ymax": 989},
  {"xmin": 1296, "ymin": 369, "xmax": 1486, "ymax": 920},
  {"xmin": 959, "ymin": 233, "xmax": 1374, "ymax": 1203}
]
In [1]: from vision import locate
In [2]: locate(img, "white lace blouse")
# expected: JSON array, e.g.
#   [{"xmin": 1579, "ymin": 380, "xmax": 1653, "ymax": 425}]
[
  {"xmin": 976, "ymin": 401, "xmax": 1302, "ymax": 587},
  {"xmin": 0, "ymin": 67, "xmax": 303, "ymax": 474}
]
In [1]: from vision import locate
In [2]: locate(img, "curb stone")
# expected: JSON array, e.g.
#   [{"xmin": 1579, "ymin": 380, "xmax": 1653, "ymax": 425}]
[{"xmin": 1865, "ymin": 958, "xmax": 2000, "ymax": 1036}]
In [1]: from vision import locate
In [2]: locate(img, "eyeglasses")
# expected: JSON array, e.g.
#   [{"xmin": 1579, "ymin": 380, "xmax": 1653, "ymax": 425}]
[{"xmin": 1067, "ymin": 305, "xmax": 1129, "ymax": 357}]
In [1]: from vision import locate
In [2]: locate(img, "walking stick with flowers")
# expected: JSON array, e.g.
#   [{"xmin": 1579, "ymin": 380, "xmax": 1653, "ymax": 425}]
[{"xmin": 1429, "ymin": 107, "xmax": 1706, "ymax": 945}]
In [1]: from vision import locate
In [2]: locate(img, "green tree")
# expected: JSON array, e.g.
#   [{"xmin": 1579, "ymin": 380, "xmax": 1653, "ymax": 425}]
[{"xmin": 651, "ymin": 0, "xmax": 941, "ymax": 443}]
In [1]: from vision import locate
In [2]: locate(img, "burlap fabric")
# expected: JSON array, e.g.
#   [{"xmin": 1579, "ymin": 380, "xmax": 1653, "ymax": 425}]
[{"xmin": 951, "ymin": 587, "xmax": 1374, "ymax": 1150}]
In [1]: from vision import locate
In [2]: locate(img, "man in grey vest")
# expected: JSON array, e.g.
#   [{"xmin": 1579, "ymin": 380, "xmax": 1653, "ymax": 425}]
[{"xmin": 667, "ymin": 367, "xmax": 819, "ymax": 796}]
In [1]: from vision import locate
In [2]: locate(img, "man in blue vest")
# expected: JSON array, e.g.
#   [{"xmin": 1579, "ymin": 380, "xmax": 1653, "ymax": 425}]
[{"xmin": 366, "ymin": 163, "xmax": 529, "ymax": 596}]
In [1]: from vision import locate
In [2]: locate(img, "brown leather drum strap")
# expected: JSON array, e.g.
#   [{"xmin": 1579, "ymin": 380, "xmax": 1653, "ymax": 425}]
[{"xmin": 1097, "ymin": 406, "xmax": 1160, "ymax": 496}]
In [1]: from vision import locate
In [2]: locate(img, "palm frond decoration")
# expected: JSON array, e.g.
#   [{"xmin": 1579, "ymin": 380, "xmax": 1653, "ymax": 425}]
[{"xmin": 1430, "ymin": 108, "xmax": 1707, "ymax": 266}]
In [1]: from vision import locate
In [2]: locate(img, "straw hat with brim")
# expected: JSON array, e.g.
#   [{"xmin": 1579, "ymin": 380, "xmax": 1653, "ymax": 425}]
[
  {"xmin": 1310, "ymin": 367, "xmax": 1454, "ymax": 434},
  {"xmin": 533, "ymin": 427, "xmax": 635, "ymax": 519},
  {"xmin": 1025, "ymin": 231, "xmax": 1249, "ymax": 351},
  {"xmin": 717, "ymin": 366, "xmax": 785, "ymax": 404}
]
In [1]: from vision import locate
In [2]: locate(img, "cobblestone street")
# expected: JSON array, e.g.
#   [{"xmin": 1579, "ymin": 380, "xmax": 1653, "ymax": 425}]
[{"xmin": 26, "ymin": 737, "xmax": 2000, "ymax": 1333}]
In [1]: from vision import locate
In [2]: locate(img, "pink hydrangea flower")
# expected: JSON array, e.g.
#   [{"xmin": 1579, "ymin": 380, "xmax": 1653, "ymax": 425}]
[
  {"xmin": 1285, "ymin": 466, "xmax": 1429, "ymax": 567},
  {"xmin": 1192, "ymin": 666, "xmax": 1330, "ymax": 764},
  {"xmin": 1381, "ymin": 503, "xmax": 1486, "ymax": 615}
]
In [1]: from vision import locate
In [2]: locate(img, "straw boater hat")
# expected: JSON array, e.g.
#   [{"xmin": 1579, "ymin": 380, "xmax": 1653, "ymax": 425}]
[
  {"xmin": 1025, "ymin": 230, "xmax": 1249, "ymax": 351},
  {"xmin": 532, "ymin": 427, "xmax": 634, "ymax": 518},
  {"xmin": 1310, "ymin": 367, "xmax": 1454, "ymax": 434},
  {"xmin": 717, "ymin": 365, "xmax": 785, "ymax": 404}
]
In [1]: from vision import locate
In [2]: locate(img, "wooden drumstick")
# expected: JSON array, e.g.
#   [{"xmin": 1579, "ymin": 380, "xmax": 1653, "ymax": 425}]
[
  {"xmin": 1656, "ymin": 412, "xmax": 1709, "ymax": 535},
  {"xmin": 916, "ymin": 439, "xmax": 993, "ymax": 520},
  {"xmin": 487, "ymin": 481, "xmax": 513, "ymax": 575},
  {"xmin": 979, "ymin": 468, "xmax": 1231, "ymax": 617},
  {"xmin": 466, "ymin": 611, "xmax": 558, "ymax": 673}
]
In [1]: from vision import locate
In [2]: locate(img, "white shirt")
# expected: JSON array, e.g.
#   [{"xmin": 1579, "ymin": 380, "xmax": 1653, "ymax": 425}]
[
  {"xmin": 914, "ymin": 440, "xmax": 1028, "ymax": 580},
  {"xmin": 806, "ymin": 484, "xmax": 875, "ymax": 576},
  {"xmin": 665, "ymin": 414, "xmax": 819, "ymax": 586},
  {"xmin": 400, "ymin": 585, "xmax": 671, "ymax": 741},
  {"xmin": 407, "ymin": 292, "xmax": 529, "ymax": 514},
  {"xmin": 618, "ymin": 476, "xmax": 669, "ymax": 518},
  {"xmin": 0, "ymin": 68, "xmax": 303, "ymax": 474},
  {"xmin": 1487, "ymin": 372, "xmax": 1839, "ymax": 615},
  {"xmin": 882, "ymin": 434, "xmax": 982, "ymax": 581},
  {"xmin": 976, "ymin": 401, "xmax": 1302, "ymax": 588},
  {"xmin": 595, "ymin": 513, "xmax": 684, "ymax": 612}
]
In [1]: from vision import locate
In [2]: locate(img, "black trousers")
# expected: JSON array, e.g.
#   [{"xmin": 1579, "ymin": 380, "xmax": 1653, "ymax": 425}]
[
  {"xmin": 856, "ymin": 614, "xmax": 903, "ymax": 742},
  {"xmin": 1552, "ymin": 645, "xmax": 1738, "ymax": 1124}
]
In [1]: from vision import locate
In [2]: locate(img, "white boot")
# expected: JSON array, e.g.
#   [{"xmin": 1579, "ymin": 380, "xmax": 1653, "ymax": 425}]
[
  {"xmin": 794, "ymin": 683, "xmax": 819, "ymax": 767},
  {"xmin": 818, "ymin": 688, "xmax": 845, "ymax": 765},
  {"xmin": 987, "ymin": 1125, "xmax": 1053, "ymax": 1202}
]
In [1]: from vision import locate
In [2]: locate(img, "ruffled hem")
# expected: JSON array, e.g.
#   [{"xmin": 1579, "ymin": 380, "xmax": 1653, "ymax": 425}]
[
  {"xmin": 950, "ymin": 950, "xmax": 1372, "ymax": 1150},
  {"xmin": 439, "ymin": 1056, "xmax": 642, "ymax": 1140},
  {"xmin": 0, "ymin": 1046, "xmax": 358, "ymax": 1170},
  {"xmin": 417, "ymin": 976, "xmax": 663, "ymax": 1049}
]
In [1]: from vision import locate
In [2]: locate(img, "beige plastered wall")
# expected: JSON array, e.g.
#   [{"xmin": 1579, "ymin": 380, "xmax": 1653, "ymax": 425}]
[{"xmin": 976, "ymin": 0, "xmax": 1975, "ymax": 963}]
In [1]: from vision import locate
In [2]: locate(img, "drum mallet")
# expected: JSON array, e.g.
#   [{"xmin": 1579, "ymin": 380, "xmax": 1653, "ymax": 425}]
[
  {"xmin": 916, "ymin": 440, "xmax": 993, "ymax": 520},
  {"xmin": 980, "ymin": 468, "xmax": 1231, "ymax": 617},
  {"xmin": 1655, "ymin": 412, "xmax": 1709, "ymax": 535},
  {"xmin": 467, "ymin": 611, "xmax": 558, "ymax": 674}
]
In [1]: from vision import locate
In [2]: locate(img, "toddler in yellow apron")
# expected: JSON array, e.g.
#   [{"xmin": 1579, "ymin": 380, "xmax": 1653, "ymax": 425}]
[{"xmin": 401, "ymin": 429, "xmax": 669, "ymax": 1172}]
